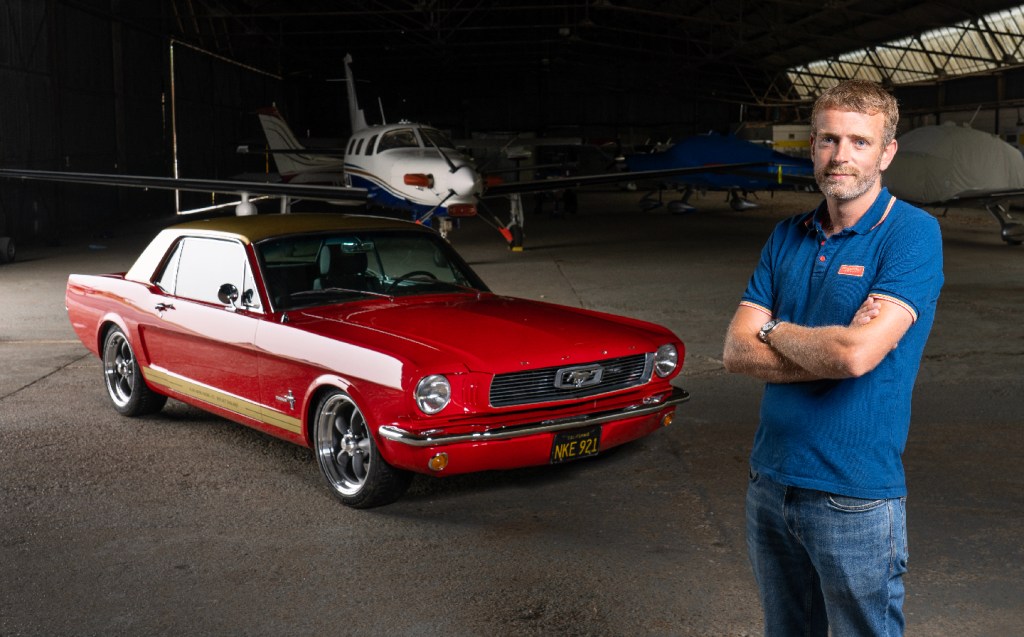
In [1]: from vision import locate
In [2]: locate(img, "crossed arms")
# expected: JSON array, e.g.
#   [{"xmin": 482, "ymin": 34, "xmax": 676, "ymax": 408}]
[{"xmin": 722, "ymin": 296, "xmax": 914, "ymax": 383}]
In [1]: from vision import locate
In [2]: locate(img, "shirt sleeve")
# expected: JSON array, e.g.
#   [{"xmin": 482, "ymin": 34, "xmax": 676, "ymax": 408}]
[
  {"xmin": 869, "ymin": 206, "xmax": 944, "ymax": 322},
  {"xmin": 740, "ymin": 225, "xmax": 780, "ymax": 316}
]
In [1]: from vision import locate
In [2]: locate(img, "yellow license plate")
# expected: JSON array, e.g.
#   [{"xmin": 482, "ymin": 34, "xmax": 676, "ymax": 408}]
[{"xmin": 550, "ymin": 426, "xmax": 601, "ymax": 464}]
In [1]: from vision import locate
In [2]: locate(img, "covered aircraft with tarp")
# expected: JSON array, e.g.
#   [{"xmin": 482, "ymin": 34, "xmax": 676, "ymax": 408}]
[{"xmin": 883, "ymin": 122, "xmax": 1024, "ymax": 244}]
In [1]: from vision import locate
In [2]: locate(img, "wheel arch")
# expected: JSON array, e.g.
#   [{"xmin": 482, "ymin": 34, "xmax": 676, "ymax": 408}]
[
  {"xmin": 301, "ymin": 374, "xmax": 365, "ymax": 447},
  {"xmin": 96, "ymin": 314, "xmax": 132, "ymax": 358}
]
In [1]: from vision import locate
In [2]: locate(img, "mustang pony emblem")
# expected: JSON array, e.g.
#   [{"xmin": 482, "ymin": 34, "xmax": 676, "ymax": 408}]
[{"xmin": 555, "ymin": 364, "xmax": 604, "ymax": 389}]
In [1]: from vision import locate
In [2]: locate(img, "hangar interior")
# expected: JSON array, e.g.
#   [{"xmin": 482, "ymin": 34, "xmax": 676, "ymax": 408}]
[{"xmin": 5, "ymin": 0, "xmax": 1024, "ymax": 242}]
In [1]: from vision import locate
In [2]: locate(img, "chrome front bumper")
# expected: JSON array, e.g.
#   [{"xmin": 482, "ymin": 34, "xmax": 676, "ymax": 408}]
[{"xmin": 377, "ymin": 386, "xmax": 689, "ymax": 447}]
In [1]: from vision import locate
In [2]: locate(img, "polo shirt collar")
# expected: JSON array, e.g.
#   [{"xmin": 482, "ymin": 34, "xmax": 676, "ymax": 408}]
[{"xmin": 808, "ymin": 187, "xmax": 896, "ymax": 236}]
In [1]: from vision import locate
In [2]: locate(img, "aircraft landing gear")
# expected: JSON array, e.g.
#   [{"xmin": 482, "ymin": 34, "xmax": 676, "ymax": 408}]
[
  {"xmin": 505, "ymin": 193, "xmax": 525, "ymax": 252},
  {"xmin": 728, "ymin": 189, "xmax": 759, "ymax": 211},
  {"xmin": 987, "ymin": 203, "xmax": 1024, "ymax": 245},
  {"xmin": 639, "ymin": 188, "xmax": 663, "ymax": 211}
]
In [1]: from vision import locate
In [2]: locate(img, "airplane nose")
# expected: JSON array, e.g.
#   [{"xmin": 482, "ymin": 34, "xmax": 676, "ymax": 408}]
[{"xmin": 449, "ymin": 165, "xmax": 480, "ymax": 198}]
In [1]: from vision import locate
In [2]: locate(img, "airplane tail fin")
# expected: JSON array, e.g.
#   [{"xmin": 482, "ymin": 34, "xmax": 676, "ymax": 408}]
[
  {"xmin": 256, "ymin": 106, "xmax": 316, "ymax": 178},
  {"xmin": 344, "ymin": 54, "xmax": 369, "ymax": 133}
]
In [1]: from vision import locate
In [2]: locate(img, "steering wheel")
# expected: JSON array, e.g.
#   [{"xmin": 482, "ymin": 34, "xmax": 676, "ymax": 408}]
[{"xmin": 386, "ymin": 270, "xmax": 438, "ymax": 292}]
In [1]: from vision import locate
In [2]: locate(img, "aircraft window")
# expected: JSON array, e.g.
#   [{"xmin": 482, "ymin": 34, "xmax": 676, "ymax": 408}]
[
  {"xmin": 420, "ymin": 128, "xmax": 455, "ymax": 150},
  {"xmin": 347, "ymin": 138, "xmax": 356, "ymax": 155},
  {"xmin": 354, "ymin": 138, "xmax": 364, "ymax": 155},
  {"xmin": 378, "ymin": 129, "xmax": 419, "ymax": 152},
  {"xmin": 365, "ymin": 134, "xmax": 378, "ymax": 155}
]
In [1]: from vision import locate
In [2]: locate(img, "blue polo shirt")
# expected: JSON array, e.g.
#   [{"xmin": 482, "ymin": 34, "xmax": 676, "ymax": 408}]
[{"xmin": 740, "ymin": 188, "xmax": 943, "ymax": 499}]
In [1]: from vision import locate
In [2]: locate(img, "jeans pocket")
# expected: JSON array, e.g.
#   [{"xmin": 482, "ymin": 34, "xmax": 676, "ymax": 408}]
[{"xmin": 826, "ymin": 493, "xmax": 886, "ymax": 512}]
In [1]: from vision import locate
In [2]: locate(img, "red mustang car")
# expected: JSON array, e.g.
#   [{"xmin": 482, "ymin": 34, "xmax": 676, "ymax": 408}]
[{"xmin": 67, "ymin": 213, "xmax": 688, "ymax": 507}]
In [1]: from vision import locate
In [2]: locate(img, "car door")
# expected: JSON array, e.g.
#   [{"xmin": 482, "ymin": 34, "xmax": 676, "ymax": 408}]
[{"xmin": 138, "ymin": 235, "xmax": 263, "ymax": 421}]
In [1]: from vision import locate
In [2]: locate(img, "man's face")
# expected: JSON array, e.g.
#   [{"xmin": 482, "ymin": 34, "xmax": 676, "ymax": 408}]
[{"xmin": 811, "ymin": 109, "xmax": 897, "ymax": 202}]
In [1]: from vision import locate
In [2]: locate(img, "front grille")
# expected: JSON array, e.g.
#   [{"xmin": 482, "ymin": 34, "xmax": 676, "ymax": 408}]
[{"xmin": 489, "ymin": 353, "xmax": 651, "ymax": 407}]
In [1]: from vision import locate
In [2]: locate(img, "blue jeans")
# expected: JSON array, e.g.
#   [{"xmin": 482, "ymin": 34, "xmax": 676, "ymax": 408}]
[{"xmin": 746, "ymin": 469, "xmax": 909, "ymax": 637}]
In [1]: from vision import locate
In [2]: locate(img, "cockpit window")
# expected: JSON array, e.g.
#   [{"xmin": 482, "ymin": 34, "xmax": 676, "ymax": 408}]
[
  {"xmin": 419, "ymin": 128, "xmax": 456, "ymax": 150},
  {"xmin": 377, "ymin": 129, "xmax": 419, "ymax": 152}
]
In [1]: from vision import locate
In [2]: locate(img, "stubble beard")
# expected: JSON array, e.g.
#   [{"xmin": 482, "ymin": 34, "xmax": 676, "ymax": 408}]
[{"xmin": 815, "ymin": 159, "xmax": 882, "ymax": 201}]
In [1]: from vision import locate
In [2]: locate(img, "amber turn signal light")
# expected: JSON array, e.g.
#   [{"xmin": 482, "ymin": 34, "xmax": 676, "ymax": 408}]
[{"xmin": 428, "ymin": 452, "xmax": 449, "ymax": 472}]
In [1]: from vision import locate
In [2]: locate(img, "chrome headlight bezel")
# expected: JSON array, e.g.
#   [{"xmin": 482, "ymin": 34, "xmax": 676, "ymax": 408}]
[
  {"xmin": 653, "ymin": 343, "xmax": 679, "ymax": 378},
  {"xmin": 415, "ymin": 374, "xmax": 451, "ymax": 414}
]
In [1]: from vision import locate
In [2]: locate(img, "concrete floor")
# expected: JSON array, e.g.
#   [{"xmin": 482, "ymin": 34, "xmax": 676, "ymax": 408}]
[{"xmin": 1, "ymin": 189, "xmax": 1021, "ymax": 636}]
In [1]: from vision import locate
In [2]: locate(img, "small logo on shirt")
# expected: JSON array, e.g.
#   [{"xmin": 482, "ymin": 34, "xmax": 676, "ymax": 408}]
[{"xmin": 838, "ymin": 264, "xmax": 865, "ymax": 277}]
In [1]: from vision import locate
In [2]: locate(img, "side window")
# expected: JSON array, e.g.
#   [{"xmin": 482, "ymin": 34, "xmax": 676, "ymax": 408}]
[
  {"xmin": 354, "ymin": 138, "xmax": 364, "ymax": 154},
  {"xmin": 346, "ymin": 138, "xmax": 356, "ymax": 155},
  {"xmin": 365, "ymin": 134, "xmax": 378, "ymax": 155},
  {"xmin": 172, "ymin": 237, "xmax": 248, "ymax": 306},
  {"xmin": 242, "ymin": 261, "xmax": 261, "ymax": 309},
  {"xmin": 154, "ymin": 240, "xmax": 184, "ymax": 294}
]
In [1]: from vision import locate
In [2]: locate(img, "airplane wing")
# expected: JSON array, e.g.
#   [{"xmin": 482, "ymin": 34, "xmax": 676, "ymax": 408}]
[
  {"xmin": 484, "ymin": 161, "xmax": 769, "ymax": 197},
  {"xmin": 899, "ymin": 187, "xmax": 1024, "ymax": 245},
  {"xmin": 0, "ymin": 169, "xmax": 367, "ymax": 204},
  {"xmin": 237, "ymin": 145, "xmax": 348, "ymax": 157},
  {"xmin": 913, "ymin": 187, "xmax": 1024, "ymax": 207}
]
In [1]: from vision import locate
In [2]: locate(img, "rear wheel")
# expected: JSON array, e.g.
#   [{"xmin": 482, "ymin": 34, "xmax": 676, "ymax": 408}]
[
  {"xmin": 101, "ymin": 326, "xmax": 167, "ymax": 416},
  {"xmin": 313, "ymin": 390, "xmax": 412, "ymax": 508}
]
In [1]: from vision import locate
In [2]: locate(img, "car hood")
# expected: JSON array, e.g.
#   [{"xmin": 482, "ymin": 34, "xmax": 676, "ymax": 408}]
[{"xmin": 292, "ymin": 294, "xmax": 676, "ymax": 374}]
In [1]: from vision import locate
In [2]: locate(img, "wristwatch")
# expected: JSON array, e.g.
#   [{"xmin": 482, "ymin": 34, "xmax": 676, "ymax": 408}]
[{"xmin": 758, "ymin": 319, "xmax": 781, "ymax": 343}]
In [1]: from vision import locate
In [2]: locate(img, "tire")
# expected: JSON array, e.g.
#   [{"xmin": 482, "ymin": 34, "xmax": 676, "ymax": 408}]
[
  {"xmin": 313, "ymin": 390, "xmax": 412, "ymax": 508},
  {"xmin": 101, "ymin": 326, "xmax": 167, "ymax": 416}
]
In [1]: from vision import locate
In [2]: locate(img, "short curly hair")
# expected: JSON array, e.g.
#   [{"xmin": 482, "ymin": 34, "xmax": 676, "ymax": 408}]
[{"xmin": 811, "ymin": 80, "xmax": 899, "ymax": 146}]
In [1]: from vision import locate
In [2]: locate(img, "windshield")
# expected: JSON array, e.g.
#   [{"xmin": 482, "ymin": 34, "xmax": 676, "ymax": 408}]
[
  {"xmin": 419, "ymin": 127, "xmax": 456, "ymax": 150},
  {"xmin": 256, "ymin": 229, "xmax": 488, "ymax": 311}
]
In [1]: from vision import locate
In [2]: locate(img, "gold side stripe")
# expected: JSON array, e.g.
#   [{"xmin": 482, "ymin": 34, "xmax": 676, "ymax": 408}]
[
  {"xmin": 142, "ymin": 367, "xmax": 303, "ymax": 435},
  {"xmin": 261, "ymin": 407, "xmax": 303, "ymax": 433}
]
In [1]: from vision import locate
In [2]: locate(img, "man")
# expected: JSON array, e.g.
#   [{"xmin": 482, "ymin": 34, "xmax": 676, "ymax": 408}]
[{"xmin": 722, "ymin": 79, "xmax": 944, "ymax": 636}]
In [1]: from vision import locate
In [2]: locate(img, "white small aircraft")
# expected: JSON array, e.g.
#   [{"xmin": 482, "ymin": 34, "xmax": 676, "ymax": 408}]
[
  {"xmin": 246, "ymin": 54, "xmax": 542, "ymax": 248},
  {"xmin": 245, "ymin": 55, "xmax": 770, "ymax": 249},
  {"xmin": 884, "ymin": 122, "xmax": 1024, "ymax": 245},
  {"xmin": 0, "ymin": 55, "xmax": 766, "ymax": 251}
]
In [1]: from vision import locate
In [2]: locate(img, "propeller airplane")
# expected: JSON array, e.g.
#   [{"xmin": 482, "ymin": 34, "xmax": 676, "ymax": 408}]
[
  {"xmin": 1, "ymin": 55, "xmax": 771, "ymax": 252},
  {"xmin": 621, "ymin": 133, "xmax": 817, "ymax": 214}
]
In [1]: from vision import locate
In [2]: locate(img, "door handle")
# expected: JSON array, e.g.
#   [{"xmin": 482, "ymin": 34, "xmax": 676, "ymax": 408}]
[{"xmin": 155, "ymin": 302, "xmax": 175, "ymax": 312}]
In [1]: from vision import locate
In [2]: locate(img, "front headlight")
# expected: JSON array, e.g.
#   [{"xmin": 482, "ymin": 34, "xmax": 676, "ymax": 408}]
[
  {"xmin": 653, "ymin": 344, "xmax": 678, "ymax": 378},
  {"xmin": 415, "ymin": 374, "xmax": 451, "ymax": 414}
]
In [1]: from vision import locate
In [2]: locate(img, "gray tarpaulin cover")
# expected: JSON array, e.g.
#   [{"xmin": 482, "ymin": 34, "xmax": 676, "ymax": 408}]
[{"xmin": 883, "ymin": 122, "xmax": 1024, "ymax": 203}]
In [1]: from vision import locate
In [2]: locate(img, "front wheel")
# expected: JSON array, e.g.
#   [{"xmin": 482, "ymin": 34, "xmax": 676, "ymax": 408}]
[
  {"xmin": 101, "ymin": 326, "xmax": 167, "ymax": 416},
  {"xmin": 313, "ymin": 390, "xmax": 412, "ymax": 508}
]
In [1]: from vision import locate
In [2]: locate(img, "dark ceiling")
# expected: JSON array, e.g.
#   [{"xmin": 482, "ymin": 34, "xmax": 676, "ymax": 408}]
[{"xmin": 172, "ymin": 0, "xmax": 1024, "ymax": 106}]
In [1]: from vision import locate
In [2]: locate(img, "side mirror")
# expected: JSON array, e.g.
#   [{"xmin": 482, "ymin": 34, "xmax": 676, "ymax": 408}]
[{"xmin": 218, "ymin": 283, "xmax": 239, "ymax": 306}]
